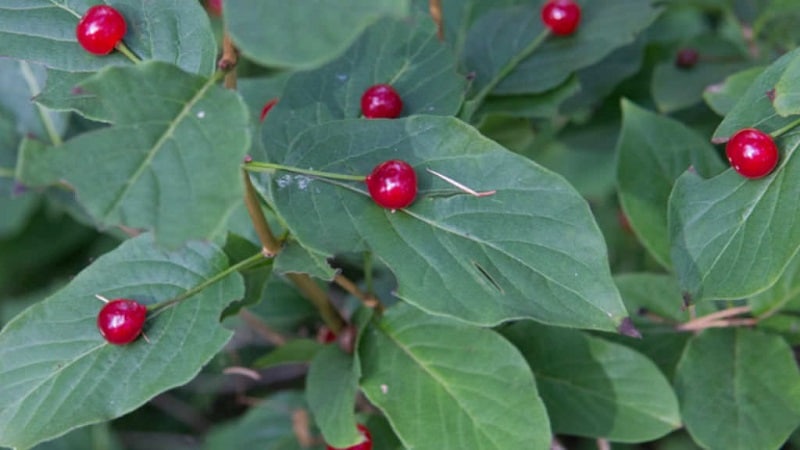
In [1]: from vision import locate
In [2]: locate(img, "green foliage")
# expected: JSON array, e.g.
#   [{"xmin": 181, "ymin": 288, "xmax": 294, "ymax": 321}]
[{"xmin": 2, "ymin": 1, "xmax": 800, "ymax": 449}]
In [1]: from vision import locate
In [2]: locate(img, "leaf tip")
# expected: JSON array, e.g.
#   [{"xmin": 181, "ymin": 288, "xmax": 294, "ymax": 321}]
[{"xmin": 618, "ymin": 317, "xmax": 642, "ymax": 339}]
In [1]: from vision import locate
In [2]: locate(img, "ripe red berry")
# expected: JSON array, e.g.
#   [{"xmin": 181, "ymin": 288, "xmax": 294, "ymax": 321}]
[
  {"xmin": 317, "ymin": 326, "xmax": 337, "ymax": 344},
  {"xmin": 541, "ymin": 0, "xmax": 582, "ymax": 36},
  {"xmin": 326, "ymin": 424, "xmax": 373, "ymax": 450},
  {"xmin": 360, "ymin": 84, "xmax": 403, "ymax": 119},
  {"xmin": 675, "ymin": 48, "xmax": 699, "ymax": 69},
  {"xmin": 97, "ymin": 299, "xmax": 147, "ymax": 345},
  {"xmin": 725, "ymin": 128, "xmax": 779, "ymax": 179},
  {"xmin": 365, "ymin": 160, "xmax": 417, "ymax": 210},
  {"xmin": 207, "ymin": 0, "xmax": 223, "ymax": 16},
  {"xmin": 76, "ymin": 5, "xmax": 127, "ymax": 55},
  {"xmin": 259, "ymin": 98, "xmax": 279, "ymax": 122}
]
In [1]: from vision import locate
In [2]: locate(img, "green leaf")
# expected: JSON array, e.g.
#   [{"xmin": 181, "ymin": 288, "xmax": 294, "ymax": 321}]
[
  {"xmin": 502, "ymin": 321, "xmax": 681, "ymax": 443},
  {"xmin": 266, "ymin": 116, "xmax": 629, "ymax": 331},
  {"xmin": 713, "ymin": 47, "xmax": 800, "ymax": 142},
  {"xmin": 225, "ymin": 0, "xmax": 410, "ymax": 69},
  {"xmin": 359, "ymin": 304, "xmax": 551, "ymax": 450},
  {"xmin": 274, "ymin": 240, "xmax": 336, "ymax": 281},
  {"xmin": 250, "ymin": 275, "xmax": 319, "ymax": 334},
  {"xmin": 253, "ymin": 339, "xmax": 323, "ymax": 369},
  {"xmin": 774, "ymin": 53, "xmax": 800, "ymax": 117},
  {"xmin": 750, "ymin": 250, "xmax": 800, "ymax": 317},
  {"xmin": 0, "ymin": 233, "xmax": 243, "ymax": 450},
  {"xmin": 669, "ymin": 131, "xmax": 800, "ymax": 302},
  {"xmin": 0, "ymin": 0, "xmax": 216, "ymax": 75},
  {"xmin": 307, "ymin": 345, "xmax": 361, "ymax": 448},
  {"xmin": 462, "ymin": 0, "xmax": 661, "ymax": 97},
  {"xmin": 617, "ymin": 100, "xmax": 725, "ymax": 269},
  {"xmin": 703, "ymin": 66, "xmax": 764, "ymax": 117},
  {"xmin": 651, "ymin": 36, "xmax": 752, "ymax": 113},
  {"xmin": 478, "ymin": 76, "xmax": 580, "ymax": 119},
  {"xmin": 436, "ymin": 0, "xmax": 518, "ymax": 62},
  {"xmin": 675, "ymin": 329, "xmax": 800, "ymax": 450},
  {"xmin": 260, "ymin": 12, "xmax": 465, "ymax": 164},
  {"xmin": 203, "ymin": 391, "xmax": 324, "ymax": 450},
  {"xmin": 18, "ymin": 62, "xmax": 250, "ymax": 247},
  {"xmin": 0, "ymin": 59, "xmax": 67, "ymax": 147}
]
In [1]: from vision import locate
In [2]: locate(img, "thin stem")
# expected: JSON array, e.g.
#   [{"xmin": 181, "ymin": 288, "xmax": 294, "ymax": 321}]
[
  {"xmin": 148, "ymin": 252, "xmax": 266, "ymax": 313},
  {"xmin": 220, "ymin": 32, "xmax": 239, "ymax": 89},
  {"xmin": 115, "ymin": 41, "xmax": 142, "ymax": 64},
  {"xmin": 239, "ymin": 308, "xmax": 286, "ymax": 346},
  {"xmin": 334, "ymin": 274, "xmax": 383, "ymax": 311},
  {"xmin": 676, "ymin": 306, "xmax": 753, "ymax": 331},
  {"xmin": 244, "ymin": 161, "xmax": 366, "ymax": 182},
  {"xmin": 286, "ymin": 273, "xmax": 346, "ymax": 333},
  {"xmin": 460, "ymin": 29, "xmax": 550, "ymax": 122},
  {"xmin": 19, "ymin": 61, "xmax": 63, "ymax": 146},
  {"xmin": 770, "ymin": 116, "xmax": 800, "ymax": 138},
  {"xmin": 242, "ymin": 169, "xmax": 282, "ymax": 255}
]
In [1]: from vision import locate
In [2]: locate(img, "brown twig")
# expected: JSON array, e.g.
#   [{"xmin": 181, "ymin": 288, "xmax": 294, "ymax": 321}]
[
  {"xmin": 287, "ymin": 273, "xmax": 346, "ymax": 333},
  {"xmin": 219, "ymin": 32, "xmax": 238, "ymax": 89},
  {"xmin": 242, "ymin": 169, "xmax": 282, "ymax": 256},
  {"xmin": 676, "ymin": 306, "xmax": 754, "ymax": 331},
  {"xmin": 334, "ymin": 274, "xmax": 383, "ymax": 311},
  {"xmin": 429, "ymin": 0, "xmax": 444, "ymax": 40},
  {"xmin": 239, "ymin": 308, "xmax": 286, "ymax": 346}
]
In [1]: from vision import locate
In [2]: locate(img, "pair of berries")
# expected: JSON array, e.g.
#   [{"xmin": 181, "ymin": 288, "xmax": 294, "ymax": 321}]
[
  {"xmin": 726, "ymin": 128, "xmax": 779, "ymax": 179},
  {"xmin": 76, "ymin": 5, "xmax": 127, "ymax": 55},
  {"xmin": 326, "ymin": 424, "xmax": 372, "ymax": 450}
]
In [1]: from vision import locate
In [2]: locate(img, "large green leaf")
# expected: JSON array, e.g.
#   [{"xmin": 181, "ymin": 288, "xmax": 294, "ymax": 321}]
[
  {"xmin": 617, "ymin": 100, "xmax": 725, "ymax": 269},
  {"xmin": 203, "ymin": 391, "xmax": 324, "ymax": 450},
  {"xmin": 713, "ymin": 47, "xmax": 800, "ymax": 141},
  {"xmin": 462, "ymin": 0, "xmax": 661, "ymax": 98},
  {"xmin": 0, "ymin": 0, "xmax": 216, "ymax": 75},
  {"xmin": 503, "ymin": 321, "xmax": 681, "ymax": 443},
  {"xmin": 675, "ymin": 329, "xmax": 800, "ymax": 450},
  {"xmin": 17, "ymin": 61, "xmax": 250, "ymax": 247},
  {"xmin": 259, "ymin": 12, "xmax": 465, "ymax": 164},
  {"xmin": 435, "ymin": 0, "xmax": 519, "ymax": 63},
  {"xmin": 0, "ymin": 233, "xmax": 243, "ymax": 450},
  {"xmin": 669, "ymin": 130, "xmax": 800, "ymax": 301},
  {"xmin": 264, "ymin": 116, "xmax": 628, "ymax": 331},
  {"xmin": 359, "ymin": 304, "xmax": 551, "ymax": 450},
  {"xmin": 306, "ymin": 345, "xmax": 361, "ymax": 448},
  {"xmin": 225, "ymin": 0, "xmax": 409, "ymax": 70},
  {"xmin": 703, "ymin": 66, "xmax": 765, "ymax": 116}
]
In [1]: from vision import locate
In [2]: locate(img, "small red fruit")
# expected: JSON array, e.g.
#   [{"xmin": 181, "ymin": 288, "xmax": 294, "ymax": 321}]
[
  {"xmin": 76, "ymin": 5, "xmax": 127, "ymax": 55},
  {"xmin": 360, "ymin": 84, "xmax": 403, "ymax": 119},
  {"xmin": 207, "ymin": 0, "xmax": 223, "ymax": 16},
  {"xmin": 541, "ymin": 0, "xmax": 582, "ymax": 36},
  {"xmin": 725, "ymin": 128, "xmax": 779, "ymax": 179},
  {"xmin": 326, "ymin": 424, "xmax": 373, "ymax": 450},
  {"xmin": 317, "ymin": 326, "xmax": 337, "ymax": 344},
  {"xmin": 366, "ymin": 160, "xmax": 417, "ymax": 210},
  {"xmin": 259, "ymin": 98, "xmax": 279, "ymax": 122},
  {"xmin": 675, "ymin": 48, "xmax": 699, "ymax": 69},
  {"xmin": 97, "ymin": 299, "xmax": 147, "ymax": 345}
]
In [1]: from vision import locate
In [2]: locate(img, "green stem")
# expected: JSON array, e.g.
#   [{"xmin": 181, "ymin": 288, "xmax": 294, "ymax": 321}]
[
  {"xmin": 770, "ymin": 117, "xmax": 800, "ymax": 138},
  {"xmin": 19, "ymin": 61, "xmax": 63, "ymax": 146},
  {"xmin": 244, "ymin": 161, "xmax": 366, "ymax": 182},
  {"xmin": 460, "ymin": 29, "xmax": 550, "ymax": 122},
  {"xmin": 148, "ymin": 252, "xmax": 267, "ymax": 314},
  {"xmin": 242, "ymin": 169, "xmax": 282, "ymax": 254},
  {"xmin": 115, "ymin": 41, "xmax": 142, "ymax": 64}
]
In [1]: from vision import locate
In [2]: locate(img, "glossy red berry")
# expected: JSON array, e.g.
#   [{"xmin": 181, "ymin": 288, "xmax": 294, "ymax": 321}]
[
  {"xmin": 259, "ymin": 98, "xmax": 279, "ymax": 122},
  {"xmin": 97, "ymin": 299, "xmax": 147, "ymax": 345},
  {"xmin": 725, "ymin": 128, "xmax": 779, "ymax": 179},
  {"xmin": 366, "ymin": 160, "xmax": 417, "ymax": 210},
  {"xmin": 541, "ymin": 0, "xmax": 582, "ymax": 36},
  {"xmin": 76, "ymin": 5, "xmax": 127, "ymax": 55},
  {"xmin": 361, "ymin": 84, "xmax": 403, "ymax": 119},
  {"xmin": 326, "ymin": 424, "xmax": 373, "ymax": 450},
  {"xmin": 675, "ymin": 48, "xmax": 699, "ymax": 69}
]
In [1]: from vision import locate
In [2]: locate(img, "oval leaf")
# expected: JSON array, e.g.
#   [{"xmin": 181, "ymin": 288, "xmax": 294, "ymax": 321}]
[
  {"xmin": 774, "ymin": 52, "xmax": 800, "ymax": 117},
  {"xmin": 669, "ymin": 131, "xmax": 800, "ymax": 301},
  {"xmin": 502, "ymin": 321, "xmax": 681, "ymax": 442},
  {"xmin": 306, "ymin": 345, "xmax": 361, "ymax": 448},
  {"xmin": 0, "ymin": 233, "xmax": 243, "ymax": 450},
  {"xmin": 17, "ymin": 61, "xmax": 250, "ymax": 247},
  {"xmin": 359, "ymin": 304, "xmax": 551, "ymax": 450},
  {"xmin": 225, "ymin": 0, "xmax": 409, "ymax": 69},
  {"xmin": 675, "ymin": 328, "xmax": 800, "ymax": 450},
  {"xmin": 617, "ymin": 100, "xmax": 725, "ymax": 269},
  {"xmin": 264, "ymin": 116, "xmax": 628, "ymax": 331}
]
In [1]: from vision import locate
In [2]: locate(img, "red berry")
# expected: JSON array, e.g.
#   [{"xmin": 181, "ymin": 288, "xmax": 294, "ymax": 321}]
[
  {"xmin": 207, "ymin": 0, "xmax": 223, "ymax": 16},
  {"xmin": 97, "ymin": 299, "xmax": 147, "ymax": 345},
  {"xmin": 317, "ymin": 326, "xmax": 337, "ymax": 344},
  {"xmin": 366, "ymin": 160, "xmax": 417, "ymax": 210},
  {"xmin": 541, "ymin": 0, "xmax": 582, "ymax": 36},
  {"xmin": 326, "ymin": 424, "xmax": 373, "ymax": 450},
  {"xmin": 259, "ymin": 98, "xmax": 279, "ymax": 122},
  {"xmin": 360, "ymin": 84, "xmax": 403, "ymax": 119},
  {"xmin": 725, "ymin": 128, "xmax": 779, "ymax": 179},
  {"xmin": 76, "ymin": 5, "xmax": 127, "ymax": 55},
  {"xmin": 675, "ymin": 48, "xmax": 699, "ymax": 69}
]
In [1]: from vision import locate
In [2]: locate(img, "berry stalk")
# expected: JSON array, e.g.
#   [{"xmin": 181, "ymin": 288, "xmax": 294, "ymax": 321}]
[{"xmin": 243, "ymin": 161, "xmax": 366, "ymax": 182}]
